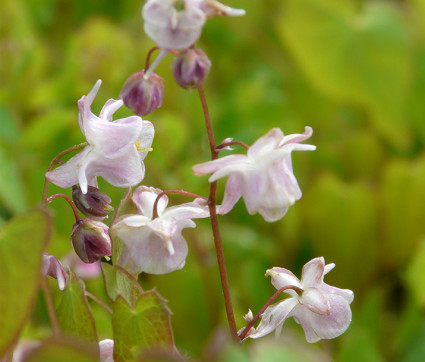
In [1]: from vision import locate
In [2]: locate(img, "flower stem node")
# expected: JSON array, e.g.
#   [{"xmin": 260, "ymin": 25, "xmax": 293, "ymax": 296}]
[
  {"xmin": 172, "ymin": 48, "xmax": 211, "ymax": 89},
  {"xmin": 71, "ymin": 219, "xmax": 112, "ymax": 264},
  {"xmin": 72, "ymin": 185, "xmax": 113, "ymax": 220},
  {"xmin": 119, "ymin": 70, "xmax": 164, "ymax": 116}
]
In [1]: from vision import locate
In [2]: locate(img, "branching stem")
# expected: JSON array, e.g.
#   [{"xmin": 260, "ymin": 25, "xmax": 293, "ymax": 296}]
[
  {"xmin": 238, "ymin": 285, "xmax": 303, "ymax": 340},
  {"xmin": 46, "ymin": 193, "xmax": 81, "ymax": 222}
]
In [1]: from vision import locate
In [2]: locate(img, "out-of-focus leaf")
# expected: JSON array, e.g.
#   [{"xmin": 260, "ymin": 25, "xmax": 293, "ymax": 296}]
[
  {"xmin": 101, "ymin": 262, "xmax": 134, "ymax": 306},
  {"xmin": 112, "ymin": 291, "xmax": 174, "ymax": 362},
  {"xmin": 380, "ymin": 156, "xmax": 425, "ymax": 267},
  {"xmin": 304, "ymin": 173, "xmax": 378, "ymax": 289},
  {"xmin": 277, "ymin": 0, "xmax": 412, "ymax": 148},
  {"xmin": 0, "ymin": 106, "xmax": 19, "ymax": 145},
  {"xmin": 25, "ymin": 337, "xmax": 98, "ymax": 362},
  {"xmin": 406, "ymin": 239, "xmax": 425, "ymax": 307},
  {"xmin": 0, "ymin": 146, "xmax": 27, "ymax": 213},
  {"xmin": 56, "ymin": 274, "xmax": 97, "ymax": 342},
  {"xmin": 20, "ymin": 108, "xmax": 75, "ymax": 150},
  {"xmin": 0, "ymin": 209, "xmax": 50, "ymax": 357}
]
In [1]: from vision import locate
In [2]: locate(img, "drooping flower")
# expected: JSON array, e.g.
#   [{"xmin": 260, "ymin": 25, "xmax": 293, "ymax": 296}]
[
  {"xmin": 110, "ymin": 186, "xmax": 209, "ymax": 275},
  {"xmin": 193, "ymin": 127, "xmax": 316, "ymax": 222},
  {"xmin": 42, "ymin": 253, "xmax": 69, "ymax": 291},
  {"xmin": 71, "ymin": 219, "xmax": 112, "ymax": 264},
  {"xmin": 45, "ymin": 80, "xmax": 154, "ymax": 194},
  {"xmin": 241, "ymin": 257, "xmax": 354, "ymax": 343},
  {"xmin": 172, "ymin": 48, "xmax": 211, "ymax": 89},
  {"xmin": 119, "ymin": 70, "xmax": 164, "ymax": 116},
  {"xmin": 142, "ymin": 0, "xmax": 245, "ymax": 50}
]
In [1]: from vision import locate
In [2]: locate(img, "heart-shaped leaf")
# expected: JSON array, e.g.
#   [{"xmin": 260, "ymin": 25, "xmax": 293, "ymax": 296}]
[
  {"xmin": 56, "ymin": 274, "xmax": 97, "ymax": 342},
  {"xmin": 112, "ymin": 291, "xmax": 174, "ymax": 362}
]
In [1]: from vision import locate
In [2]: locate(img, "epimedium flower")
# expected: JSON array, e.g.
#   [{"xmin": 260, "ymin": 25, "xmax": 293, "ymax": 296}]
[
  {"xmin": 45, "ymin": 80, "xmax": 154, "ymax": 194},
  {"xmin": 193, "ymin": 127, "xmax": 316, "ymax": 222},
  {"xmin": 241, "ymin": 257, "xmax": 354, "ymax": 343},
  {"xmin": 110, "ymin": 186, "xmax": 210, "ymax": 275},
  {"xmin": 142, "ymin": 0, "xmax": 245, "ymax": 50}
]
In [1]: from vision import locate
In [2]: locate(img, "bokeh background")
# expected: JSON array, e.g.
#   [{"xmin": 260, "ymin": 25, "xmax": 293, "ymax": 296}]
[{"xmin": 2, "ymin": 0, "xmax": 425, "ymax": 360}]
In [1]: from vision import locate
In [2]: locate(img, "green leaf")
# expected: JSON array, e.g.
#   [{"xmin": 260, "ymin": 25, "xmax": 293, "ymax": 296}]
[
  {"xmin": 101, "ymin": 262, "xmax": 134, "ymax": 306},
  {"xmin": 0, "ymin": 146, "xmax": 27, "ymax": 213},
  {"xmin": 25, "ymin": 337, "xmax": 98, "ymax": 362},
  {"xmin": 112, "ymin": 292, "xmax": 174, "ymax": 362},
  {"xmin": 0, "ymin": 209, "xmax": 50, "ymax": 357},
  {"xmin": 56, "ymin": 274, "xmax": 97, "ymax": 342},
  {"xmin": 277, "ymin": 0, "xmax": 411, "ymax": 148}
]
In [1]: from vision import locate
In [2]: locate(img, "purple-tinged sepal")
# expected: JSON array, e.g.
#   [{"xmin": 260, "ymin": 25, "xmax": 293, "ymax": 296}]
[
  {"xmin": 42, "ymin": 252, "xmax": 69, "ymax": 291},
  {"xmin": 172, "ymin": 48, "xmax": 211, "ymax": 89},
  {"xmin": 72, "ymin": 185, "xmax": 113, "ymax": 220},
  {"xmin": 119, "ymin": 70, "xmax": 164, "ymax": 116},
  {"xmin": 71, "ymin": 219, "xmax": 112, "ymax": 264}
]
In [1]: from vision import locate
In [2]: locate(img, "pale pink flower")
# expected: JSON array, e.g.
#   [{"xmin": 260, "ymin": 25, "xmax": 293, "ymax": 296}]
[
  {"xmin": 242, "ymin": 257, "xmax": 354, "ymax": 343},
  {"xmin": 193, "ymin": 127, "xmax": 316, "ymax": 222},
  {"xmin": 110, "ymin": 186, "xmax": 210, "ymax": 275},
  {"xmin": 142, "ymin": 0, "xmax": 245, "ymax": 50},
  {"xmin": 45, "ymin": 80, "xmax": 154, "ymax": 194}
]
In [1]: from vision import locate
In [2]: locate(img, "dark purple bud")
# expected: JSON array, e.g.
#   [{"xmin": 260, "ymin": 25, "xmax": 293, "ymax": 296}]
[
  {"xmin": 71, "ymin": 219, "xmax": 112, "ymax": 264},
  {"xmin": 172, "ymin": 48, "xmax": 211, "ymax": 90},
  {"xmin": 72, "ymin": 185, "xmax": 113, "ymax": 220},
  {"xmin": 119, "ymin": 70, "xmax": 164, "ymax": 116}
]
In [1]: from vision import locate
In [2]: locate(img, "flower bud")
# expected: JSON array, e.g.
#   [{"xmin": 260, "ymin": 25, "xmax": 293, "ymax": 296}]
[
  {"xmin": 172, "ymin": 48, "xmax": 211, "ymax": 90},
  {"xmin": 72, "ymin": 185, "xmax": 113, "ymax": 220},
  {"xmin": 71, "ymin": 219, "xmax": 112, "ymax": 264},
  {"xmin": 119, "ymin": 70, "xmax": 164, "ymax": 116}
]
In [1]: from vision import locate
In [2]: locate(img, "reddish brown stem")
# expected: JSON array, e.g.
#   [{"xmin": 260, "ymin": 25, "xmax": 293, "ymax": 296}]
[
  {"xmin": 85, "ymin": 290, "xmax": 113, "ymax": 314},
  {"xmin": 238, "ymin": 285, "xmax": 303, "ymax": 340},
  {"xmin": 198, "ymin": 86, "xmax": 238, "ymax": 340},
  {"xmin": 152, "ymin": 189, "xmax": 207, "ymax": 219},
  {"xmin": 144, "ymin": 46, "xmax": 160, "ymax": 71},
  {"xmin": 46, "ymin": 194, "xmax": 82, "ymax": 222},
  {"xmin": 216, "ymin": 140, "xmax": 249, "ymax": 151}
]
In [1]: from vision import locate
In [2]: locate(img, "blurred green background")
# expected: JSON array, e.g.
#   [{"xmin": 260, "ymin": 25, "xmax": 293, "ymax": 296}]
[{"xmin": 2, "ymin": 0, "xmax": 425, "ymax": 360}]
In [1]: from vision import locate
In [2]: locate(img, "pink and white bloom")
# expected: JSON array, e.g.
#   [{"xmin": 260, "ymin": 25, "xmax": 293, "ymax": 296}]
[
  {"xmin": 110, "ymin": 186, "xmax": 210, "ymax": 275},
  {"xmin": 45, "ymin": 80, "xmax": 154, "ymax": 194},
  {"xmin": 242, "ymin": 257, "xmax": 354, "ymax": 343},
  {"xmin": 193, "ymin": 127, "xmax": 316, "ymax": 222},
  {"xmin": 42, "ymin": 253, "xmax": 69, "ymax": 291},
  {"xmin": 142, "ymin": 0, "xmax": 245, "ymax": 50}
]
